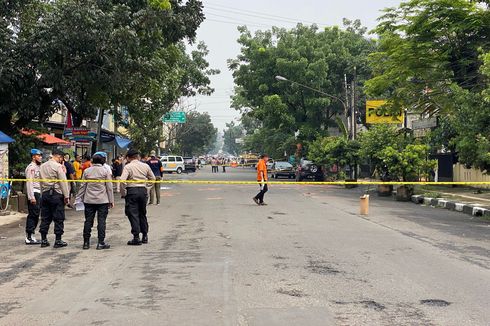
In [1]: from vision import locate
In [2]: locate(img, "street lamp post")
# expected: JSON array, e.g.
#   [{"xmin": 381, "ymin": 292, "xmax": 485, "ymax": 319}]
[{"xmin": 275, "ymin": 75, "xmax": 353, "ymax": 139}]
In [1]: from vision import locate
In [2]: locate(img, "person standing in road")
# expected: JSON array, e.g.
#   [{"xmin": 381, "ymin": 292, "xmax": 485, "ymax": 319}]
[
  {"xmin": 112, "ymin": 156, "xmax": 123, "ymax": 193},
  {"xmin": 77, "ymin": 153, "xmax": 114, "ymax": 250},
  {"xmin": 72, "ymin": 154, "xmax": 83, "ymax": 194},
  {"xmin": 120, "ymin": 149, "xmax": 156, "ymax": 246},
  {"xmin": 93, "ymin": 152, "xmax": 113, "ymax": 177},
  {"xmin": 64, "ymin": 153, "xmax": 76, "ymax": 208},
  {"xmin": 39, "ymin": 149, "xmax": 70, "ymax": 248},
  {"xmin": 82, "ymin": 155, "xmax": 92, "ymax": 172},
  {"xmin": 73, "ymin": 155, "xmax": 83, "ymax": 180},
  {"xmin": 253, "ymin": 154, "xmax": 269, "ymax": 206},
  {"xmin": 211, "ymin": 157, "xmax": 218, "ymax": 173},
  {"xmin": 147, "ymin": 150, "xmax": 163, "ymax": 205},
  {"xmin": 222, "ymin": 158, "xmax": 226, "ymax": 173},
  {"xmin": 24, "ymin": 149, "xmax": 43, "ymax": 245}
]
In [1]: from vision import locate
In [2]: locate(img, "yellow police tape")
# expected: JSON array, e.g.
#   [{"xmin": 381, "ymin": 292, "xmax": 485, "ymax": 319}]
[{"xmin": 2, "ymin": 178, "xmax": 490, "ymax": 186}]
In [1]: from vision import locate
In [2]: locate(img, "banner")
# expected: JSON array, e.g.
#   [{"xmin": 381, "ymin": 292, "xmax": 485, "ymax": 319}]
[
  {"xmin": 64, "ymin": 127, "xmax": 97, "ymax": 142},
  {"xmin": 366, "ymin": 100, "xmax": 404, "ymax": 124}
]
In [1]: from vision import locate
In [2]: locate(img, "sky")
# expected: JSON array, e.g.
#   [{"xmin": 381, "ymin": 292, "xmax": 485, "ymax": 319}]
[{"xmin": 190, "ymin": 0, "xmax": 403, "ymax": 132}]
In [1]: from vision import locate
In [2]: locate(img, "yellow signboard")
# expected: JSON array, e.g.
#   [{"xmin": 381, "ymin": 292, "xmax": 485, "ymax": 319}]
[{"xmin": 366, "ymin": 100, "xmax": 404, "ymax": 124}]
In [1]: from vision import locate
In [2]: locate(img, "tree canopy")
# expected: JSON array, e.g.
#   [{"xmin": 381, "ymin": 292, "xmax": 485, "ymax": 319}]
[
  {"xmin": 365, "ymin": 0, "xmax": 490, "ymax": 170},
  {"xmin": 0, "ymin": 0, "xmax": 212, "ymax": 132},
  {"xmin": 229, "ymin": 20, "xmax": 376, "ymax": 156},
  {"xmin": 174, "ymin": 111, "xmax": 217, "ymax": 156}
]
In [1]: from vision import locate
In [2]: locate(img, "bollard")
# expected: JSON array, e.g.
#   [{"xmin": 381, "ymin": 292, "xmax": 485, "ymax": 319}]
[{"xmin": 360, "ymin": 194, "xmax": 369, "ymax": 215}]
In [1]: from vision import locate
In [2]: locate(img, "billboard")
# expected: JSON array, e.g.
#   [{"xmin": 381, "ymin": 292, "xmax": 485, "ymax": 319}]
[{"xmin": 366, "ymin": 100, "xmax": 404, "ymax": 124}]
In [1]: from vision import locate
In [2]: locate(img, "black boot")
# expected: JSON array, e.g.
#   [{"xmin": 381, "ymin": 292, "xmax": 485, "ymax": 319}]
[
  {"xmin": 127, "ymin": 237, "xmax": 142, "ymax": 246},
  {"xmin": 96, "ymin": 242, "xmax": 110, "ymax": 250},
  {"xmin": 53, "ymin": 239, "xmax": 68, "ymax": 248},
  {"xmin": 40, "ymin": 234, "xmax": 49, "ymax": 248},
  {"xmin": 142, "ymin": 234, "xmax": 148, "ymax": 244},
  {"xmin": 83, "ymin": 239, "xmax": 90, "ymax": 250}
]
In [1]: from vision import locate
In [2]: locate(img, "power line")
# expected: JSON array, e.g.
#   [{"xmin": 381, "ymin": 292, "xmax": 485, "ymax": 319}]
[
  {"xmin": 205, "ymin": 12, "xmax": 277, "ymax": 28},
  {"xmin": 205, "ymin": 18, "xmax": 272, "ymax": 29},
  {"xmin": 205, "ymin": 3, "xmax": 324, "ymax": 26}
]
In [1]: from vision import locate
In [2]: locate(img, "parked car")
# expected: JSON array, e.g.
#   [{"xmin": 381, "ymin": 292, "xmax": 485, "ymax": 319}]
[
  {"xmin": 295, "ymin": 160, "xmax": 324, "ymax": 181},
  {"xmin": 160, "ymin": 155, "xmax": 185, "ymax": 174},
  {"xmin": 266, "ymin": 159, "xmax": 275, "ymax": 170},
  {"xmin": 183, "ymin": 157, "xmax": 197, "ymax": 173},
  {"xmin": 270, "ymin": 161, "xmax": 295, "ymax": 179}
]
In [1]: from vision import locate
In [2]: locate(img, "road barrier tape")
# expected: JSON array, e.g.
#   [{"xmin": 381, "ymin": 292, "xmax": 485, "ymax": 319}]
[{"xmin": 2, "ymin": 178, "xmax": 490, "ymax": 186}]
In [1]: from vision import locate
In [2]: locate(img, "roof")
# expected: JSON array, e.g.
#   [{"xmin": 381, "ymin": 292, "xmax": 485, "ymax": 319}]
[
  {"xmin": 0, "ymin": 131, "xmax": 15, "ymax": 143},
  {"xmin": 21, "ymin": 129, "xmax": 70, "ymax": 145}
]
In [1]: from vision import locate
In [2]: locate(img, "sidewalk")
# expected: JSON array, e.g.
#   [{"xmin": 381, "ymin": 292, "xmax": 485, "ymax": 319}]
[
  {"xmin": 412, "ymin": 185, "xmax": 490, "ymax": 218},
  {"xmin": 414, "ymin": 185, "xmax": 490, "ymax": 209}
]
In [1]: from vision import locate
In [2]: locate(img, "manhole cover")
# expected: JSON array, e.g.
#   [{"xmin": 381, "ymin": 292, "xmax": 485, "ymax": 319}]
[{"xmin": 420, "ymin": 299, "xmax": 451, "ymax": 307}]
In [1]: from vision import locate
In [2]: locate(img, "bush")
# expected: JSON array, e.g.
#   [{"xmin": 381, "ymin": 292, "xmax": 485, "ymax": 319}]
[{"xmin": 379, "ymin": 144, "xmax": 437, "ymax": 182}]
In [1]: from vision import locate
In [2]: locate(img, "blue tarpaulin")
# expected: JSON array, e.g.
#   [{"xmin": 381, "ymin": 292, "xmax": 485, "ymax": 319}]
[
  {"xmin": 0, "ymin": 131, "xmax": 15, "ymax": 143},
  {"xmin": 115, "ymin": 135, "xmax": 131, "ymax": 149}
]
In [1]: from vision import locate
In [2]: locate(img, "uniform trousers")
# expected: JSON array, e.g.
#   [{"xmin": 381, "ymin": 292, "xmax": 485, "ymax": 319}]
[
  {"xmin": 83, "ymin": 203, "xmax": 109, "ymax": 242},
  {"xmin": 125, "ymin": 187, "xmax": 149, "ymax": 237},
  {"xmin": 39, "ymin": 192, "xmax": 65, "ymax": 237},
  {"xmin": 26, "ymin": 192, "xmax": 41, "ymax": 234}
]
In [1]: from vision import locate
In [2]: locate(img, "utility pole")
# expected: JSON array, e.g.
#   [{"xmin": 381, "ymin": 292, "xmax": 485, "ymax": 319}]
[
  {"xmin": 344, "ymin": 74, "xmax": 350, "ymax": 136},
  {"xmin": 351, "ymin": 66, "xmax": 357, "ymax": 140},
  {"xmin": 95, "ymin": 108, "xmax": 105, "ymax": 152}
]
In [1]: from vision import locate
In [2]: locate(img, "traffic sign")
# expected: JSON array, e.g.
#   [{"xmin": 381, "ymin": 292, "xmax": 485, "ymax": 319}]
[{"xmin": 162, "ymin": 111, "xmax": 186, "ymax": 123}]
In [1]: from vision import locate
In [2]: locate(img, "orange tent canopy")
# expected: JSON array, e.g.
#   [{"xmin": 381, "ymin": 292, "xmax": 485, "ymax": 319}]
[{"xmin": 21, "ymin": 129, "xmax": 71, "ymax": 145}]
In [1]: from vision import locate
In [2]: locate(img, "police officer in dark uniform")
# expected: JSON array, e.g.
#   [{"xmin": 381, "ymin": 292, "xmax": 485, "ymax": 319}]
[
  {"xmin": 39, "ymin": 149, "xmax": 70, "ymax": 248},
  {"xmin": 147, "ymin": 150, "xmax": 163, "ymax": 205},
  {"xmin": 121, "ymin": 149, "xmax": 156, "ymax": 245}
]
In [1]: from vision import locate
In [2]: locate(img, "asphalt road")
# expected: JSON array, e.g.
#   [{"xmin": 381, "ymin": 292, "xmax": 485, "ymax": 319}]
[{"xmin": 0, "ymin": 168, "xmax": 489, "ymax": 325}]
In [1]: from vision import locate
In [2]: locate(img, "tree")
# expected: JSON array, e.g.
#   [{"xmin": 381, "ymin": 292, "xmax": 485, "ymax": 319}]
[
  {"xmin": 222, "ymin": 122, "xmax": 244, "ymax": 155},
  {"xmin": 308, "ymin": 136, "xmax": 360, "ymax": 179},
  {"xmin": 126, "ymin": 42, "xmax": 219, "ymax": 154},
  {"xmin": 357, "ymin": 125, "xmax": 408, "ymax": 177},
  {"xmin": 366, "ymin": 0, "xmax": 490, "ymax": 115},
  {"xmin": 1, "ymin": 0, "xmax": 214, "ymax": 171},
  {"xmin": 379, "ymin": 144, "xmax": 437, "ymax": 182},
  {"xmin": 229, "ymin": 21, "xmax": 376, "ymax": 156},
  {"xmin": 174, "ymin": 111, "xmax": 217, "ymax": 156},
  {"xmin": 365, "ymin": 0, "xmax": 490, "ymax": 171}
]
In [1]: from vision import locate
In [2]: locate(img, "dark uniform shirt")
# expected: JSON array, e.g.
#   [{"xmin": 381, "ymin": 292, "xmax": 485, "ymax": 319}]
[{"xmin": 147, "ymin": 157, "xmax": 163, "ymax": 178}]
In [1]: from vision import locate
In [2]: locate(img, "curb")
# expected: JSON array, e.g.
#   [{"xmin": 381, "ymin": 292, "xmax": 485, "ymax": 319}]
[{"xmin": 411, "ymin": 195, "xmax": 490, "ymax": 218}]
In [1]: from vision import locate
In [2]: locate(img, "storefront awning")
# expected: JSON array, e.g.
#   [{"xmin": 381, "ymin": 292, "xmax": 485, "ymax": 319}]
[
  {"xmin": 21, "ymin": 129, "xmax": 70, "ymax": 145},
  {"xmin": 115, "ymin": 135, "xmax": 132, "ymax": 149},
  {"xmin": 0, "ymin": 131, "xmax": 15, "ymax": 143}
]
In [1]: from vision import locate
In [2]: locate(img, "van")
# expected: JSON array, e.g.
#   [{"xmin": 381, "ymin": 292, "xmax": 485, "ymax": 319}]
[{"xmin": 160, "ymin": 155, "xmax": 185, "ymax": 174}]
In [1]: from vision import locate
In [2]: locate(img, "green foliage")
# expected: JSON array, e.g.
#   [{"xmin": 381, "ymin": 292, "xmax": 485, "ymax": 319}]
[
  {"xmin": 379, "ymin": 144, "xmax": 437, "ymax": 182},
  {"xmin": 0, "ymin": 0, "xmax": 207, "ymax": 132},
  {"xmin": 308, "ymin": 136, "xmax": 360, "ymax": 171},
  {"xmin": 366, "ymin": 0, "xmax": 490, "ymax": 115},
  {"xmin": 229, "ymin": 21, "xmax": 376, "ymax": 155},
  {"xmin": 222, "ymin": 122, "xmax": 244, "ymax": 155},
  {"xmin": 149, "ymin": 0, "xmax": 172, "ymax": 10},
  {"xmin": 174, "ymin": 112, "xmax": 217, "ymax": 156},
  {"xmin": 366, "ymin": 0, "xmax": 490, "ymax": 172},
  {"xmin": 357, "ymin": 125, "xmax": 405, "ymax": 175}
]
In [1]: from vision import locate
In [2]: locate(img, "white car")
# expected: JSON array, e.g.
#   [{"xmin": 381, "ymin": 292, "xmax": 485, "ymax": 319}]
[{"xmin": 160, "ymin": 155, "xmax": 185, "ymax": 174}]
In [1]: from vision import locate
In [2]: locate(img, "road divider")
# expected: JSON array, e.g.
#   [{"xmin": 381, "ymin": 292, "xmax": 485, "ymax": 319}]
[{"xmin": 2, "ymin": 178, "xmax": 490, "ymax": 186}]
